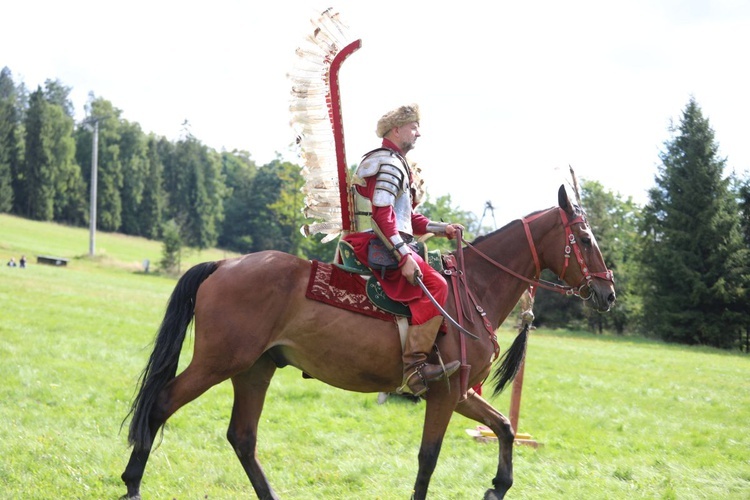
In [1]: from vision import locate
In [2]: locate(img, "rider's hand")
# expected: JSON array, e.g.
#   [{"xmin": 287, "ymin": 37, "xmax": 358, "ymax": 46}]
[
  {"xmin": 401, "ymin": 254, "xmax": 421, "ymax": 285},
  {"xmin": 445, "ymin": 224, "xmax": 464, "ymax": 240}
]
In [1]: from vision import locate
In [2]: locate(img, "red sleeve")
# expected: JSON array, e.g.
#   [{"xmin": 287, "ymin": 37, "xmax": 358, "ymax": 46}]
[{"xmin": 412, "ymin": 212, "xmax": 430, "ymax": 235}]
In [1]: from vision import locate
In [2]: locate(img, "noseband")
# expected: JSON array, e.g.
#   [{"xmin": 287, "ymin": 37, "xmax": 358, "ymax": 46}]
[{"xmin": 464, "ymin": 207, "xmax": 614, "ymax": 299}]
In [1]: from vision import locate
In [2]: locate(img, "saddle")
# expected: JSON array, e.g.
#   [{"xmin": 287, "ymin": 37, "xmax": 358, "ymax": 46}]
[{"xmin": 334, "ymin": 239, "xmax": 444, "ymax": 317}]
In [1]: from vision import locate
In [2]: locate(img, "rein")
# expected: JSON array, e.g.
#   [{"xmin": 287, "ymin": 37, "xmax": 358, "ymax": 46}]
[
  {"xmin": 442, "ymin": 207, "xmax": 614, "ymax": 398},
  {"xmin": 464, "ymin": 207, "xmax": 614, "ymax": 299}
]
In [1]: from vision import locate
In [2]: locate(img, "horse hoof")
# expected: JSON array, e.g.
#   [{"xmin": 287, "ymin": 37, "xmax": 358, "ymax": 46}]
[{"xmin": 483, "ymin": 489, "xmax": 504, "ymax": 500}]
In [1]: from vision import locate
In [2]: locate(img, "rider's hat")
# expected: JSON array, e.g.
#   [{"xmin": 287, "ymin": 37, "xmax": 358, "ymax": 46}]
[{"xmin": 376, "ymin": 104, "xmax": 420, "ymax": 138}]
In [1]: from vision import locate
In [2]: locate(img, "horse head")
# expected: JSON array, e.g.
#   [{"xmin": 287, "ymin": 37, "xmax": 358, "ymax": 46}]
[{"xmin": 549, "ymin": 184, "xmax": 616, "ymax": 312}]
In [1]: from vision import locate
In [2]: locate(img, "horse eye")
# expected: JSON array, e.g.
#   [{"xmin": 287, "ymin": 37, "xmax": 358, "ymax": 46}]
[{"xmin": 581, "ymin": 235, "xmax": 592, "ymax": 245}]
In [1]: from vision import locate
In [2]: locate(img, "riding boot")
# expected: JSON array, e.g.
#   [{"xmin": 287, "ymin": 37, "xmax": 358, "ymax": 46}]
[{"xmin": 401, "ymin": 316, "xmax": 460, "ymax": 397}]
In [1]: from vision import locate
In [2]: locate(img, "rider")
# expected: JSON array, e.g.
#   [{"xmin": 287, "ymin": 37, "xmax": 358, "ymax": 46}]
[{"xmin": 343, "ymin": 104, "xmax": 462, "ymax": 396}]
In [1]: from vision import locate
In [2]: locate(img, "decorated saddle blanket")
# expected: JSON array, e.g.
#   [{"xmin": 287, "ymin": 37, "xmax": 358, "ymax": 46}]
[
  {"xmin": 305, "ymin": 240, "xmax": 445, "ymax": 320},
  {"xmin": 306, "ymin": 261, "xmax": 399, "ymax": 321}
]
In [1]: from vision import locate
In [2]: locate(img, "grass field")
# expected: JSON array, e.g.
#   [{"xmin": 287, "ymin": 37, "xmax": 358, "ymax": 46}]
[{"xmin": 1, "ymin": 213, "xmax": 749, "ymax": 499}]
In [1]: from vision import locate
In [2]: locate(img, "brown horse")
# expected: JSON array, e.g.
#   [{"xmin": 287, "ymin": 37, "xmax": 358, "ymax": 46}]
[{"xmin": 121, "ymin": 185, "xmax": 615, "ymax": 499}]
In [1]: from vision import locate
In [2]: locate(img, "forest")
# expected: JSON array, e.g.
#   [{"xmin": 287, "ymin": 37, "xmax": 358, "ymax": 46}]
[{"xmin": 1, "ymin": 66, "xmax": 749, "ymax": 350}]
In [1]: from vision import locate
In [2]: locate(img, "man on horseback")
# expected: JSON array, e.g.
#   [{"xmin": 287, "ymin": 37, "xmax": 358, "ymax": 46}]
[{"xmin": 343, "ymin": 104, "xmax": 462, "ymax": 397}]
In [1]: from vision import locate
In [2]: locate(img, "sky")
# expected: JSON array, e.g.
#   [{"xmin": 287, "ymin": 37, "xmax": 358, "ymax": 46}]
[{"xmin": 3, "ymin": 0, "xmax": 750, "ymax": 226}]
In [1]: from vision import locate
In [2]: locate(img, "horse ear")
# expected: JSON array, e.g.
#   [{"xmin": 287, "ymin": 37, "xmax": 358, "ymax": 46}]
[{"xmin": 558, "ymin": 185, "xmax": 573, "ymax": 213}]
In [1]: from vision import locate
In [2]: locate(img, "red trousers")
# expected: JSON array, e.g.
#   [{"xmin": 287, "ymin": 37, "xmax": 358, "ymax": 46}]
[{"xmin": 342, "ymin": 232, "xmax": 448, "ymax": 325}]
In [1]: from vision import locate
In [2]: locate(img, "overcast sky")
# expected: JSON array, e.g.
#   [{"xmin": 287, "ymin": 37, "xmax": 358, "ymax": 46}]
[{"xmin": 3, "ymin": 0, "xmax": 749, "ymax": 225}]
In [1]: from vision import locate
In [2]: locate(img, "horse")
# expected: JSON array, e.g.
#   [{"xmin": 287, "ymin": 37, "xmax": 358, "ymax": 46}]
[{"xmin": 121, "ymin": 185, "xmax": 615, "ymax": 499}]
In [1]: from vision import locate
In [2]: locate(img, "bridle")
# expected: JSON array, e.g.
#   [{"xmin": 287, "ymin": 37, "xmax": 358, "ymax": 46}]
[{"xmin": 462, "ymin": 207, "xmax": 614, "ymax": 300}]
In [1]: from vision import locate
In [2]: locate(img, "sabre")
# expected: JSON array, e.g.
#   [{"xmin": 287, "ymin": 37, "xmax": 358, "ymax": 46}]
[{"xmin": 414, "ymin": 274, "xmax": 479, "ymax": 340}]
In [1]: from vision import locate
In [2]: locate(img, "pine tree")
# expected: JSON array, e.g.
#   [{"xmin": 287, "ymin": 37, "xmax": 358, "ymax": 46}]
[
  {"xmin": 733, "ymin": 175, "xmax": 750, "ymax": 352},
  {"xmin": 118, "ymin": 121, "xmax": 149, "ymax": 236},
  {"xmin": 162, "ymin": 135, "xmax": 224, "ymax": 249},
  {"xmin": 42, "ymin": 83, "xmax": 82, "ymax": 225},
  {"xmin": 138, "ymin": 136, "xmax": 165, "ymax": 240},
  {"xmin": 20, "ymin": 88, "xmax": 56, "ymax": 220},
  {"xmin": 218, "ymin": 150, "xmax": 258, "ymax": 253},
  {"xmin": 0, "ymin": 67, "xmax": 23, "ymax": 213},
  {"xmin": 639, "ymin": 97, "xmax": 746, "ymax": 348}
]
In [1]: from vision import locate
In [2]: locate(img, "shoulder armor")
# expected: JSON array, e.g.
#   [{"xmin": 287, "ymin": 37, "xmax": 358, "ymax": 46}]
[{"xmin": 352, "ymin": 148, "xmax": 408, "ymax": 188}]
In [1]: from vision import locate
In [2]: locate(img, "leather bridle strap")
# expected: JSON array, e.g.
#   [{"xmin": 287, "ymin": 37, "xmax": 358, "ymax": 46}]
[
  {"xmin": 464, "ymin": 208, "xmax": 613, "ymax": 297},
  {"xmin": 558, "ymin": 208, "xmax": 615, "ymax": 286}
]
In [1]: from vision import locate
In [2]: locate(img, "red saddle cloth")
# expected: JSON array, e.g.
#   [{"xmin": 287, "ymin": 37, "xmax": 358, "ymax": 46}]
[{"xmin": 306, "ymin": 261, "xmax": 396, "ymax": 322}]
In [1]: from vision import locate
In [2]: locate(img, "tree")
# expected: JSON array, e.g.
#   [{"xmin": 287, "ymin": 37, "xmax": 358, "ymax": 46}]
[
  {"xmin": 638, "ymin": 97, "xmax": 747, "ymax": 348},
  {"xmin": 18, "ymin": 87, "xmax": 57, "ymax": 220},
  {"xmin": 43, "ymin": 79, "xmax": 75, "ymax": 118},
  {"xmin": 732, "ymin": 173, "xmax": 750, "ymax": 352},
  {"xmin": 160, "ymin": 218, "xmax": 182, "ymax": 275},
  {"xmin": 580, "ymin": 180, "xmax": 641, "ymax": 333},
  {"xmin": 0, "ymin": 67, "xmax": 23, "ymax": 213},
  {"xmin": 244, "ymin": 159, "xmax": 293, "ymax": 252},
  {"xmin": 418, "ymin": 193, "xmax": 479, "ymax": 252},
  {"xmin": 138, "ymin": 136, "xmax": 165, "ymax": 240},
  {"xmin": 737, "ymin": 174, "xmax": 750, "ymax": 247},
  {"xmin": 118, "ymin": 120, "xmax": 149, "ymax": 236},
  {"xmin": 218, "ymin": 150, "xmax": 258, "ymax": 253},
  {"xmin": 162, "ymin": 135, "xmax": 225, "ymax": 249},
  {"xmin": 267, "ymin": 159, "xmax": 313, "ymax": 256},
  {"xmin": 44, "ymin": 86, "xmax": 82, "ymax": 225}
]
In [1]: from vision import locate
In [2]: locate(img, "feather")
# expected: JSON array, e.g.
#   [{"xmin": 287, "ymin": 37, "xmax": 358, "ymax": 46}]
[
  {"xmin": 289, "ymin": 8, "xmax": 358, "ymax": 240},
  {"xmin": 568, "ymin": 165, "xmax": 583, "ymax": 208}
]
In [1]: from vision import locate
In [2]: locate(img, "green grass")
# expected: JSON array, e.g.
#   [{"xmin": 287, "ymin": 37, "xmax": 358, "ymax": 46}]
[{"xmin": 1, "ymin": 213, "xmax": 749, "ymax": 499}]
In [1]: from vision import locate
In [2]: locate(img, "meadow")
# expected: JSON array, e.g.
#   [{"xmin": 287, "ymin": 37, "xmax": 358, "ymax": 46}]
[{"xmin": 1, "ymin": 213, "xmax": 749, "ymax": 499}]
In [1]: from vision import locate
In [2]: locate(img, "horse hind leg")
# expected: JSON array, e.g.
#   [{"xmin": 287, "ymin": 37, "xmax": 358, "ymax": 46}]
[
  {"xmin": 121, "ymin": 364, "xmax": 228, "ymax": 499},
  {"xmin": 226, "ymin": 353, "xmax": 279, "ymax": 500},
  {"xmin": 455, "ymin": 389, "xmax": 515, "ymax": 499}
]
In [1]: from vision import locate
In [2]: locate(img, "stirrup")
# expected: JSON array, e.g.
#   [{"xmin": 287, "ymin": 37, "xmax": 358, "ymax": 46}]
[{"xmin": 397, "ymin": 365, "xmax": 429, "ymax": 397}]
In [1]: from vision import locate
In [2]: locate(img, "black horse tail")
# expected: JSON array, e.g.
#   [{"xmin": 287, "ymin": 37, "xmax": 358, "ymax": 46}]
[
  {"xmin": 124, "ymin": 261, "xmax": 219, "ymax": 451},
  {"xmin": 490, "ymin": 324, "xmax": 529, "ymax": 397}
]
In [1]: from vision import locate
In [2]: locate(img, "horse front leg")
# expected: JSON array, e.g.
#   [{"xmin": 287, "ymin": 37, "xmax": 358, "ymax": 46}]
[
  {"xmin": 227, "ymin": 354, "xmax": 279, "ymax": 500},
  {"xmin": 455, "ymin": 389, "xmax": 515, "ymax": 499},
  {"xmin": 411, "ymin": 390, "xmax": 460, "ymax": 500}
]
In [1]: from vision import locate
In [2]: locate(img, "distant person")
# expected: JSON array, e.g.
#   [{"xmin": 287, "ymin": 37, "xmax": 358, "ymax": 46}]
[
  {"xmin": 19, "ymin": 255, "xmax": 26, "ymax": 268},
  {"xmin": 7, "ymin": 257, "xmax": 16, "ymax": 267}
]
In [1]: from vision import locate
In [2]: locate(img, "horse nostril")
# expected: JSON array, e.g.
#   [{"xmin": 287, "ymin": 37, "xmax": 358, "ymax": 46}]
[{"xmin": 608, "ymin": 293, "xmax": 616, "ymax": 304}]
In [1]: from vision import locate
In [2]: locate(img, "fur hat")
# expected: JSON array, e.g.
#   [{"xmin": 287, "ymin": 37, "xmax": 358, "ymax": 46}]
[{"xmin": 376, "ymin": 104, "xmax": 420, "ymax": 138}]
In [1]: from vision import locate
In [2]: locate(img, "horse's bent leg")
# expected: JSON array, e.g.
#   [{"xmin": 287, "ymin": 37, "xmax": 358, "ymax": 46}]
[
  {"xmin": 121, "ymin": 429, "xmax": 158, "ymax": 499},
  {"xmin": 411, "ymin": 392, "xmax": 459, "ymax": 500},
  {"xmin": 227, "ymin": 354, "xmax": 279, "ymax": 500},
  {"xmin": 455, "ymin": 389, "xmax": 515, "ymax": 499},
  {"xmin": 121, "ymin": 365, "xmax": 227, "ymax": 499}
]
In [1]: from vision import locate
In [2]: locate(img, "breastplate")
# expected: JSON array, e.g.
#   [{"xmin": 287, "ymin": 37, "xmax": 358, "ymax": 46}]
[{"xmin": 393, "ymin": 189, "xmax": 414, "ymax": 235}]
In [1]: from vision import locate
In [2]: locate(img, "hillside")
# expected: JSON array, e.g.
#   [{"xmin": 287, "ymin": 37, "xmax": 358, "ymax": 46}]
[{"xmin": 1, "ymin": 213, "xmax": 238, "ymax": 273}]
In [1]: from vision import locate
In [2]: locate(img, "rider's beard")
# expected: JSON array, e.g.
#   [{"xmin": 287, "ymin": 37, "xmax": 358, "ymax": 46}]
[{"xmin": 400, "ymin": 138, "xmax": 416, "ymax": 154}]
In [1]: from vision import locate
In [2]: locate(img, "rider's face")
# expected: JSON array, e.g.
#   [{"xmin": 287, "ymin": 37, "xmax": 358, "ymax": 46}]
[{"xmin": 392, "ymin": 122, "xmax": 420, "ymax": 154}]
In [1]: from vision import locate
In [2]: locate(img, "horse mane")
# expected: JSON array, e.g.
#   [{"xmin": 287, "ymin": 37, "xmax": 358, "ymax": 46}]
[
  {"xmin": 469, "ymin": 203, "xmax": 587, "ymax": 248},
  {"xmin": 468, "ymin": 207, "xmax": 552, "ymax": 246}
]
